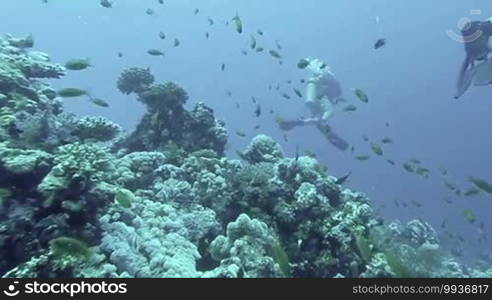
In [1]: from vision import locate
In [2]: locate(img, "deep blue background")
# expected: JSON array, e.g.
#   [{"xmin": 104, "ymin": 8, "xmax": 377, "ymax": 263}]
[{"xmin": 2, "ymin": 0, "xmax": 491, "ymax": 263}]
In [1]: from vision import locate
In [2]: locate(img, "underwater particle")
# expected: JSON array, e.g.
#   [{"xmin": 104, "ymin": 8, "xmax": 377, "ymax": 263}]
[
  {"xmin": 371, "ymin": 143, "xmax": 383, "ymax": 156},
  {"xmin": 353, "ymin": 88, "xmax": 369, "ymax": 103},
  {"xmin": 462, "ymin": 209, "xmax": 476, "ymax": 223},
  {"xmin": 256, "ymin": 47, "xmax": 264, "ymax": 52},
  {"xmin": 464, "ymin": 187, "xmax": 481, "ymax": 196},
  {"xmin": 115, "ymin": 188, "xmax": 134, "ymax": 208},
  {"xmin": 269, "ymin": 49, "xmax": 282, "ymax": 59},
  {"xmin": 297, "ymin": 58, "xmax": 310, "ymax": 69},
  {"xmin": 344, "ymin": 104, "xmax": 357, "ymax": 112},
  {"xmin": 221, "ymin": 63, "xmax": 225, "ymax": 71},
  {"xmin": 50, "ymin": 237, "xmax": 91, "ymax": 258},
  {"xmin": 254, "ymin": 124, "xmax": 261, "ymax": 130},
  {"xmin": 410, "ymin": 159, "xmax": 421, "ymax": 164},
  {"xmin": 208, "ymin": 17, "xmax": 215, "ymax": 26},
  {"xmin": 403, "ymin": 162, "xmax": 415, "ymax": 173},
  {"xmin": 159, "ymin": 31, "xmax": 166, "ymax": 39},
  {"xmin": 439, "ymin": 167, "xmax": 448, "ymax": 176},
  {"xmin": 100, "ymin": 0, "xmax": 112, "ymax": 8},
  {"xmin": 444, "ymin": 181, "xmax": 457, "ymax": 191},
  {"xmin": 281, "ymin": 93, "xmax": 291, "ymax": 100},
  {"xmin": 231, "ymin": 13, "xmax": 243, "ymax": 34},
  {"xmin": 275, "ymin": 40, "xmax": 282, "ymax": 50},
  {"xmin": 293, "ymin": 88, "xmax": 302, "ymax": 98},
  {"xmin": 468, "ymin": 177, "xmax": 492, "ymax": 193},
  {"xmin": 386, "ymin": 159, "xmax": 395, "ymax": 165},
  {"xmin": 254, "ymin": 104, "xmax": 261, "ymax": 117},
  {"xmin": 381, "ymin": 137, "xmax": 393, "ymax": 144},
  {"xmin": 410, "ymin": 199, "xmax": 423, "ymax": 208},
  {"xmin": 251, "ymin": 96, "xmax": 257, "ymax": 103},
  {"xmin": 57, "ymin": 88, "xmax": 87, "ymax": 98},
  {"xmin": 64, "ymin": 58, "xmax": 91, "ymax": 71},
  {"xmin": 250, "ymin": 34, "xmax": 257, "ymax": 49},
  {"xmin": 146, "ymin": 8, "xmax": 155, "ymax": 15},
  {"xmin": 362, "ymin": 135, "xmax": 369, "ymax": 142},
  {"xmin": 257, "ymin": 29, "xmax": 264, "ymax": 35},
  {"xmin": 89, "ymin": 97, "xmax": 109, "ymax": 108},
  {"xmin": 235, "ymin": 130, "xmax": 246, "ymax": 137},
  {"xmin": 355, "ymin": 155, "xmax": 370, "ymax": 161},
  {"xmin": 374, "ymin": 38, "xmax": 386, "ymax": 49},
  {"xmin": 241, "ymin": 49, "xmax": 248, "ymax": 56},
  {"xmin": 173, "ymin": 38, "xmax": 180, "ymax": 47},
  {"xmin": 147, "ymin": 49, "xmax": 164, "ymax": 56},
  {"xmin": 283, "ymin": 134, "xmax": 288, "ymax": 142}
]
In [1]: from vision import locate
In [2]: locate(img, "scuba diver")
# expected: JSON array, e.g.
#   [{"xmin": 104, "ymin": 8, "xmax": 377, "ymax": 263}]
[
  {"xmin": 276, "ymin": 58, "xmax": 349, "ymax": 151},
  {"xmin": 455, "ymin": 17, "xmax": 492, "ymax": 99}
]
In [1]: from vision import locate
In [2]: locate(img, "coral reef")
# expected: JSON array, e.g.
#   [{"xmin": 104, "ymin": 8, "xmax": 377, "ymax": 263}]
[
  {"xmin": 114, "ymin": 67, "xmax": 227, "ymax": 155},
  {"xmin": 0, "ymin": 34, "xmax": 491, "ymax": 278}
]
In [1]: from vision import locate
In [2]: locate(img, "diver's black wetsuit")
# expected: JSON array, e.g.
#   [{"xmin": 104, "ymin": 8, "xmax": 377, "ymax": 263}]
[
  {"xmin": 455, "ymin": 20, "xmax": 492, "ymax": 99},
  {"xmin": 462, "ymin": 20, "xmax": 492, "ymax": 62}
]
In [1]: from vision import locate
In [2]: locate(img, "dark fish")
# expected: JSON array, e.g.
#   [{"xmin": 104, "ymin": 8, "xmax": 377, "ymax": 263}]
[
  {"xmin": 254, "ymin": 104, "xmax": 261, "ymax": 117},
  {"xmin": 297, "ymin": 58, "xmax": 310, "ymax": 69},
  {"xmin": 146, "ymin": 8, "xmax": 155, "ymax": 15},
  {"xmin": 221, "ymin": 63, "xmax": 225, "ymax": 71},
  {"xmin": 57, "ymin": 88, "xmax": 87, "ymax": 98},
  {"xmin": 90, "ymin": 97, "xmax": 109, "ymax": 108},
  {"xmin": 173, "ymin": 38, "xmax": 180, "ymax": 47},
  {"xmin": 118, "ymin": 52, "xmax": 123, "ymax": 57},
  {"xmin": 251, "ymin": 96, "xmax": 257, "ymax": 103},
  {"xmin": 158, "ymin": 0, "xmax": 164, "ymax": 4},
  {"xmin": 254, "ymin": 125, "xmax": 261, "ymax": 130},
  {"xmin": 293, "ymin": 88, "xmax": 302, "ymax": 98},
  {"xmin": 100, "ymin": 0, "xmax": 112, "ymax": 8},
  {"xmin": 208, "ymin": 17, "xmax": 215, "ymax": 26},
  {"xmin": 236, "ymin": 131, "xmax": 246, "ymax": 137},
  {"xmin": 374, "ymin": 38, "xmax": 386, "ymax": 49},
  {"xmin": 147, "ymin": 49, "xmax": 164, "ymax": 56},
  {"xmin": 194, "ymin": 8, "xmax": 199, "ymax": 15},
  {"xmin": 257, "ymin": 29, "xmax": 263, "ymax": 35},
  {"xmin": 64, "ymin": 58, "xmax": 91, "ymax": 71},
  {"xmin": 281, "ymin": 93, "xmax": 291, "ymax": 99},
  {"xmin": 159, "ymin": 32, "xmax": 166, "ymax": 39},
  {"xmin": 335, "ymin": 171, "xmax": 352, "ymax": 185},
  {"xmin": 205, "ymin": 32, "xmax": 210, "ymax": 39}
]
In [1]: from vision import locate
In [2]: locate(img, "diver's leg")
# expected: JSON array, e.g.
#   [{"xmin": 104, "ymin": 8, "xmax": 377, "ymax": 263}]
[{"xmin": 316, "ymin": 123, "xmax": 349, "ymax": 151}]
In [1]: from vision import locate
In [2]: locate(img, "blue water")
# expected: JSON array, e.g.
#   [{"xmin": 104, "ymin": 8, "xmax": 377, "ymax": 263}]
[{"xmin": 2, "ymin": 0, "xmax": 491, "ymax": 262}]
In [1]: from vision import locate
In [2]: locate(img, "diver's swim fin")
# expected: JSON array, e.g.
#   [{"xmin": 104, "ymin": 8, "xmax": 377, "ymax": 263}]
[
  {"xmin": 277, "ymin": 119, "xmax": 305, "ymax": 131},
  {"xmin": 473, "ymin": 60, "xmax": 492, "ymax": 86},
  {"xmin": 316, "ymin": 123, "xmax": 349, "ymax": 151},
  {"xmin": 455, "ymin": 56, "xmax": 479, "ymax": 99}
]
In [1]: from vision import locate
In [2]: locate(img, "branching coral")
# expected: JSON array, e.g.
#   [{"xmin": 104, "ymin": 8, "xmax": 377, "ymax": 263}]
[{"xmin": 117, "ymin": 67, "xmax": 154, "ymax": 95}]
